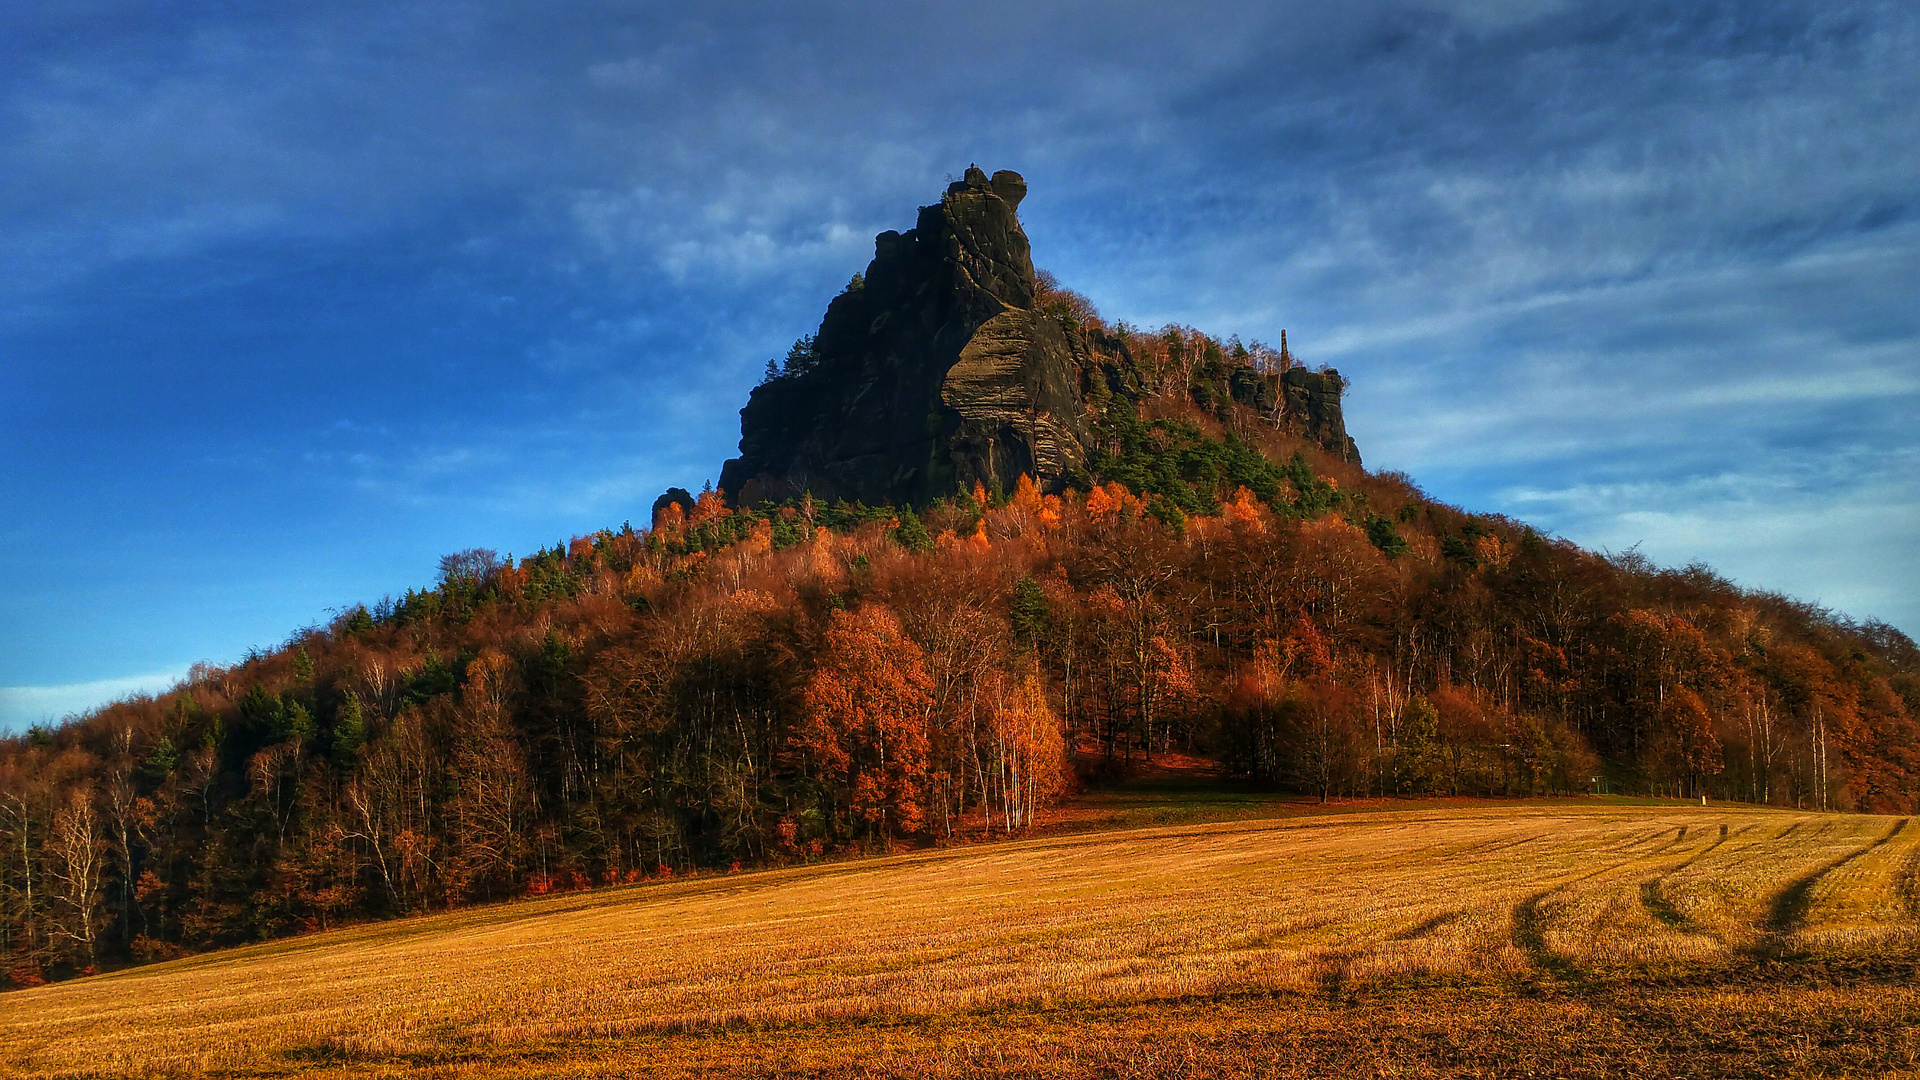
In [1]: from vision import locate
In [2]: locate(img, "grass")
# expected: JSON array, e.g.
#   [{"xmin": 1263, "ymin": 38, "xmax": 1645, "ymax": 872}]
[{"xmin": 1, "ymin": 794, "xmax": 1916, "ymax": 1078}]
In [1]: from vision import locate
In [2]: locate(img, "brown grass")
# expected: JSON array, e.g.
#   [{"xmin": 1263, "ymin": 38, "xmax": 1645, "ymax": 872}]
[{"xmin": 2, "ymin": 802, "xmax": 1916, "ymax": 1078}]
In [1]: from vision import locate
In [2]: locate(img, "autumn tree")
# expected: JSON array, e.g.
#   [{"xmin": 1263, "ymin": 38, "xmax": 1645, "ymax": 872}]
[
  {"xmin": 977, "ymin": 671, "xmax": 1069, "ymax": 831},
  {"xmin": 796, "ymin": 605, "xmax": 935, "ymax": 847},
  {"xmin": 45, "ymin": 785, "xmax": 104, "ymax": 970}
]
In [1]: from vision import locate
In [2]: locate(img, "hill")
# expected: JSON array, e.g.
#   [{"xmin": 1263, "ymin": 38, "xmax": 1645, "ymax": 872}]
[
  {"xmin": 2, "ymin": 801, "xmax": 1916, "ymax": 1077},
  {"xmin": 1, "ymin": 167, "xmax": 1916, "ymax": 987}
]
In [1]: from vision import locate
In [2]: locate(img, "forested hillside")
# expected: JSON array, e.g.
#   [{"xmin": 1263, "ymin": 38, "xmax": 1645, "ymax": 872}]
[
  {"xmin": 3, "ymin": 178, "xmax": 1915, "ymax": 986},
  {"xmin": 6, "ymin": 337, "xmax": 1915, "ymax": 984}
]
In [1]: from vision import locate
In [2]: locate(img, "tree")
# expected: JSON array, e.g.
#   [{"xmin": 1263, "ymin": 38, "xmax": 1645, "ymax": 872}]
[
  {"xmin": 1659, "ymin": 687, "xmax": 1724, "ymax": 797},
  {"xmin": 978, "ymin": 671, "xmax": 1068, "ymax": 831},
  {"xmin": 1010, "ymin": 575, "xmax": 1051, "ymax": 649},
  {"xmin": 439, "ymin": 548, "xmax": 502, "ymax": 594},
  {"xmin": 1365, "ymin": 514, "xmax": 1409, "ymax": 558},
  {"xmin": 447, "ymin": 661, "xmax": 532, "ymax": 898},
  {"xmin": 45, "ymin": 786, "xmax": 104, "ymax": 970},
  {"xmin": 782, "ymin": 335, "xmax": 820, "ymax": 378},
  {"xmin": 2, "ymin": 330, "xmax": 1916, "ymax": 981},
  {"xmin": 797, "ymin": 606, "xmax": 935, "ymax": 845},
  {"xmin": 1395, "ymin": 694, "xmax": 1443, "ymax": 795},
  {"xmin": 891, "ymin": 510, "xmax": 934, "ymax": 553},
  {"xmin": 330, "ymin": 697, "xmax": 366, "ymax": 771}
]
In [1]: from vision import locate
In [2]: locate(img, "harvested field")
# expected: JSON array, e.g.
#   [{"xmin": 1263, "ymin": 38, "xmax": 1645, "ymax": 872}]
[{"xmin": 2, "ymin": 802, "xmax": 1916, "ymax": 1078}]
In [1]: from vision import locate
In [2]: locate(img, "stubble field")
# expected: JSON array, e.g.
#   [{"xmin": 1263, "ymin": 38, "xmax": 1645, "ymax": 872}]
[{"xmin": 2, "ymin": 801, "xmax": 1917, "ymax": 1078}]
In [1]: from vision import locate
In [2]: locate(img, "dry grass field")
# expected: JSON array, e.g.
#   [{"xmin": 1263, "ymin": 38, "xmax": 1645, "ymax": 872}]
[{"xmin": 3, "ymin": 801, "xmax": 1918, "ymax": 1078}]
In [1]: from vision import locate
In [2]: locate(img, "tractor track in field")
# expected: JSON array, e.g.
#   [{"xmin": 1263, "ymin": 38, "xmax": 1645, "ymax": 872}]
[
  {"xmin": 1389, "ymin": 911, "xmax": 1462, "ymax": 941},
  {"xmin": 1900, "ymin": 837, "xmax": 1920, "ymax": 922},
  {"xmin": 1514, "ymin": 824, "xmax": 1766, "ymax": 981},
  {"xmin": 1511, "ymin": 847, "xmax": 1682, "ymax": 984},
  {"xmin": 1755, "ymin": 818, "xmax": 1909, "ymax": 954},
  {"xmin": 1637, "ymin": 821, "xmax": 1745, "ymax": 937}
]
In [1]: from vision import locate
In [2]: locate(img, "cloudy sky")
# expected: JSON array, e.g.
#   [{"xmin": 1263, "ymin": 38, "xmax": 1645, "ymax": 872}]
[{"xmin": 2, "ymin": 0, "xmax": 1915, "ymax": 730}]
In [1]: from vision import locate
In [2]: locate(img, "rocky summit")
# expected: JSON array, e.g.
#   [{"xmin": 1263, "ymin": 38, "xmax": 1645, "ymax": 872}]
[{"xmin": 718, "ymin": 166, "xmax": 1357, "ymax": 507}]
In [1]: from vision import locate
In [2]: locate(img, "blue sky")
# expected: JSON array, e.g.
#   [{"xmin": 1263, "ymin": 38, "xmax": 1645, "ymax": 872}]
[{"xmin": 3, "ymin": 0, "xmax": 1915, "ymax": 730}]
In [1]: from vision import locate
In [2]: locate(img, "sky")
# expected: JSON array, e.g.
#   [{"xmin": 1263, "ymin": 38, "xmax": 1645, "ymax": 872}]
[{"xmin": 2, "ymin": 0, "xmax": 1915, "ymax": 731}]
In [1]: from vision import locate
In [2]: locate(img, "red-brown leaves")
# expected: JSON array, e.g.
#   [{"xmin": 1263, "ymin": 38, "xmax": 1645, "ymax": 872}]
[{"xmin": 798, "ymin": 605, "xmax": 935, "ymax": 841}]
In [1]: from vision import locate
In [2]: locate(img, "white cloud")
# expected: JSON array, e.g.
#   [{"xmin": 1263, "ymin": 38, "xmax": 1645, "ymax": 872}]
[
  {"xmin": 0, "ymin": 669, "xmax": 188, "ymax": 732},
  {"xmin": 1498, "ymin": 456, "xmax": 1920, "ymax": 631}
]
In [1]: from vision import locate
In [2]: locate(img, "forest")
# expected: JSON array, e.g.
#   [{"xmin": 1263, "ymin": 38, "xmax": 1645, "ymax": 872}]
[{"xmin": 3, "ymin": 317, "xmax": 1915, "ymax": 987}]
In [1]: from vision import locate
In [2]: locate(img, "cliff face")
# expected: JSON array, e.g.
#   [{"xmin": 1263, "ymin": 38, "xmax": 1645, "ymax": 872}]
[
  {"xmin": 719, "ymin": 166, "xmax": 1087, "ymax": 507},
  {"xmin": 718, "ymin": 167, "xmax": 1358, "ymax": 507},
  {"xmin": 1275, "ymin": 368, "xmax": 1360, "ymax": 465}
]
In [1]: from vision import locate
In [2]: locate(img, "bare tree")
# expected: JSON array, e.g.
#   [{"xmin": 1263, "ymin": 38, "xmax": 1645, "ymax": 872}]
[{"xmin": 46, "ymin": 786, "xmax": 104, "ymax": 969}]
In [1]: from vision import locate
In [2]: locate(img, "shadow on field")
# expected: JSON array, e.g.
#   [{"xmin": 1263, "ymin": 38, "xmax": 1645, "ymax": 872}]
[
  {"xmin": 1511, "ymin": 888, "xmax": 1591, "ymax": 985},
  {"xmin": 1635, "ymin": 821, "xmax": 1736, "ymax": 936},
  {"xmin": 273, "ymin": 973, "xmax": 1920, "ymax": 1080},
  {"xmin": 1757, "ymin": 817, "xmax": 1908, "ymax": 953}
]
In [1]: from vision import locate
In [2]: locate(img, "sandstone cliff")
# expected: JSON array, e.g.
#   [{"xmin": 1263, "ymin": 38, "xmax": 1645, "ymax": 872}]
[{"xmin": 718, "ymin": 167, "xmax": 1358, "ymax": 507}]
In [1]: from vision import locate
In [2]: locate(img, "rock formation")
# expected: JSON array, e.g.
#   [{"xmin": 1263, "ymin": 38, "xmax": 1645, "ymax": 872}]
[{"xmin": 718, "ymin": 167, "xmax": 1358, "ymax": 507}]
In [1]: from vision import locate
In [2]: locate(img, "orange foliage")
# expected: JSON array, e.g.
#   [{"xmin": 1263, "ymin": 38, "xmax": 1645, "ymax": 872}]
[
  {"xmin": 1281, "ymin": 612, "xmax": 1333, "ymax": 679},
  {"xmin": 653, "ymin": 500, "xmax": 686, "ymax": 537},
  {"xmin": 997, "ymin": 474, "xmax": 1064, "ymax": 537},
  {"xmin": 1472, "ymin": 533, "xmax": 1509, "ymax": 572},
  {"xmin": 1084, "ymin": 481, "xmax": 1143, "ymax": 523},
  {"xmin": 11, "ymin": 412, "xmax": 1918, "ymax": 976},
  {"xmin": 979, "ymin": 670, "xmax": 1069, "ymax": 830},
  {"xmin": 1012, "ymin": 473, "xmax": 1044, "ymax": 517},
  {"xmin": 1223, "ymin": 486, "xmax": 1265, "ymax": 534},
  {"xmin": 745, "ymin": 517, "xmax": 774, "ymax": 555},
  {"xmin": 1148, "ymin": 634, "xmax": 1198, "ymax": 711},
  {"xmin": 691, "ymin": 488, "xmax": 729, "ymax": 527},
  {"xmin": 622, "ymin": 564, "xmax": 660, "ymax": 594},
  {"xmin": 798, "ymin": 606, "xmax": 935, "ymax": 839},
  {"xmin": 1038, "ymin": 494, "xmax": 1063, "ymax": 531}
]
